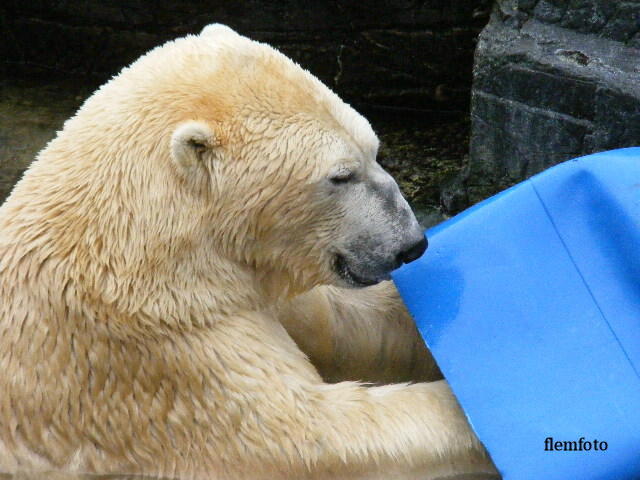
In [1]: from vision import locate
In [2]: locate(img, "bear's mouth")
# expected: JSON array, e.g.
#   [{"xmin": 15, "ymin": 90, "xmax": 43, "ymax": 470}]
[{"xmin": 334, "ymin": 253, "xmax": 390, "ymax": 287}]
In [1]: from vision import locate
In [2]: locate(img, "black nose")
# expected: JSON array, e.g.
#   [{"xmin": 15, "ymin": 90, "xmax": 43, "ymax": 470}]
[{"xmin": 397, "ymin": 235, "xmax": 428, "ymax": 265}]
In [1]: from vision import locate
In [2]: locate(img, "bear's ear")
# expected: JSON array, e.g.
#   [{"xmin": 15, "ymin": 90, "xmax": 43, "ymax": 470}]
[{"xmin": 171, "ymin": 121, "xmax": 219, "ymax": 169}]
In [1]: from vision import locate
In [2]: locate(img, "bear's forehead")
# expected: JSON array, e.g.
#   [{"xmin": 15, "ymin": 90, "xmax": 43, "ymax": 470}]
[
  {"xmin": 200, "ymin": 29, "xmax": 380, "ymax": 158},
  {"xmin": 123, "ymin": 27, "xmax": 379, "ymax": 159}
]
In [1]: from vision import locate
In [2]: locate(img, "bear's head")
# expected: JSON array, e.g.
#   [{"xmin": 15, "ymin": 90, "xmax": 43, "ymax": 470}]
[
  {"xmin": 160, "ymin": 25, "xmax": 425, "ymax": 296},
  {"xmin": 30, "ymin": 24, "xmax": 426, "ymax": 311}
]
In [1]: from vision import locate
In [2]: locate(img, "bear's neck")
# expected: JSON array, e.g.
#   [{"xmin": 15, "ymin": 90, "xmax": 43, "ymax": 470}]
[
  {"xmin": 0, "ymin": 152, "xmax": 275, "ymax": 335},
  {"xmin": 0, "ymin": 222, "xmax": 270, "ymax": 336}
]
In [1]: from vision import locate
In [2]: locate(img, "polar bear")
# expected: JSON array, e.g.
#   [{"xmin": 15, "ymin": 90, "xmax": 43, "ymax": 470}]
[{"xmin": 0, "ymin": 24, "xmax": 496, "ymax": 479}]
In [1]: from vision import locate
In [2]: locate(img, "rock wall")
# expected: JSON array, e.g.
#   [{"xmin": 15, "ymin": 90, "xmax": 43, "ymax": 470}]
[
  {"xmin": 1, "ymin": 1, "xmax": 490, "ymax": 111},
  {"xmin": 468, "ymin": 0, "xmax": 640, "ymax": 204}
]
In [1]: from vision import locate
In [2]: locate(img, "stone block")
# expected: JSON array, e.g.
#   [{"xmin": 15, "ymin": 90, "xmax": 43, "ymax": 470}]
[{"xmin": 469, "ymin": 0, "xmax": 640, "ymax": 201}]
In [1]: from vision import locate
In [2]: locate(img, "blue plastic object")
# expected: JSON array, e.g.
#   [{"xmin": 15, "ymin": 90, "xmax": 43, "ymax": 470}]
[{"xmin": 392, "ymin": 148, "xmax": 640, "ymax": 480}]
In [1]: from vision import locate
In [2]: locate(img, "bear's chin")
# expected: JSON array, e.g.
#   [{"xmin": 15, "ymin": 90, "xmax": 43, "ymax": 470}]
[{"xmin": 333, "ymin": 253, "xmax": 392, "ymax": 288}]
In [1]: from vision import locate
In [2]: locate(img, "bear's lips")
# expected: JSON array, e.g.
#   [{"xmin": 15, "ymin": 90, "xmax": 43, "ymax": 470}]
[{"xmin": 334, "ymin": 253, "xmax": 391, "ymax": 287}]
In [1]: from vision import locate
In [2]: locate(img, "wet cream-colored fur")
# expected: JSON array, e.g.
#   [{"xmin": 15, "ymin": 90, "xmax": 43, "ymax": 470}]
[{"xmin": 0, "ymin": 25, "xmax": 496, "ymax": 479}]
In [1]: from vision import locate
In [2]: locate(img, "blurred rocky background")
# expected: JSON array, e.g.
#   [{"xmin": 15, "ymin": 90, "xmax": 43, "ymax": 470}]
[
  {"xmin": 0, "ymin": 0, "xmax": 490, "ymax": 227},
  {"xmin": 470, "ymin": 0, "xmax": 640, "ymax": 206},
  {"xmin": 1, "ymin": 0, "xmax": 640, "ymax": 227}
]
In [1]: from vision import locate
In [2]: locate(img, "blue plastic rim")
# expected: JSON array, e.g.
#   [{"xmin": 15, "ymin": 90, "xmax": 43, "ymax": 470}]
[{"xmin": 392, "ymin": 148, "xmax": 640, "ymax": 480}]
